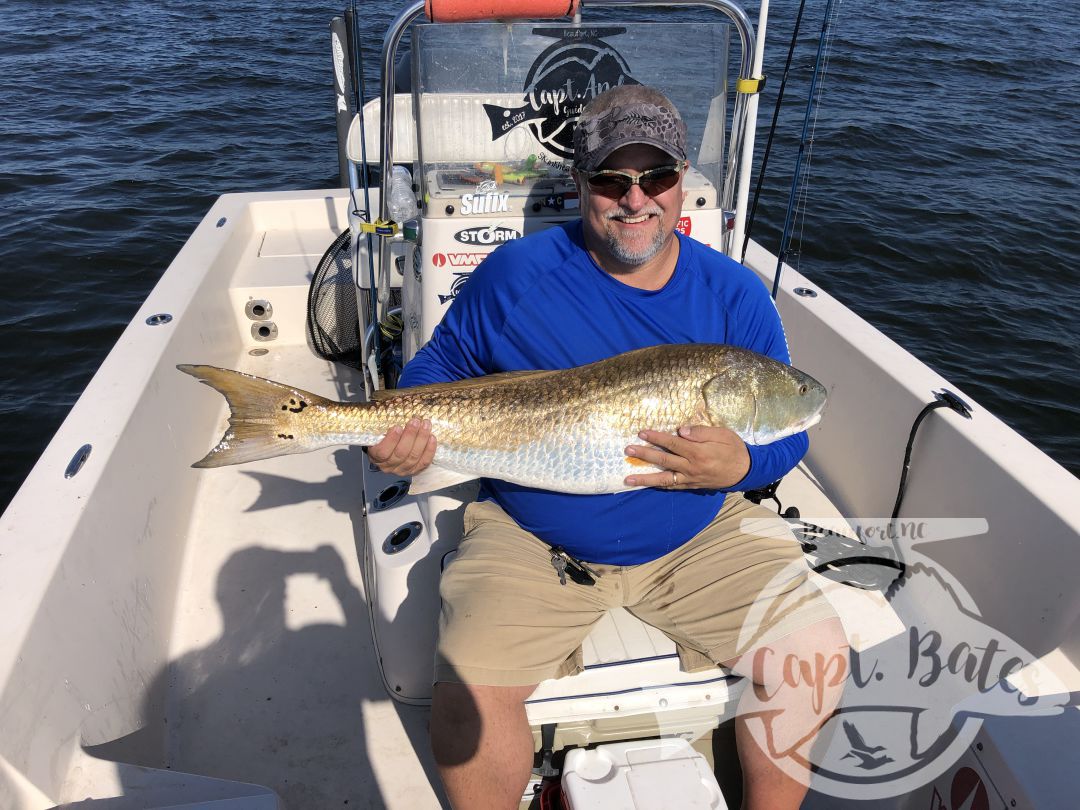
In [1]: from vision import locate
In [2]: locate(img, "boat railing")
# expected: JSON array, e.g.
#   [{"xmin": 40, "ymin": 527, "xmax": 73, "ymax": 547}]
[{"xmin": 359, "ymin": 0, "xmax": 761, "ymax": 331}]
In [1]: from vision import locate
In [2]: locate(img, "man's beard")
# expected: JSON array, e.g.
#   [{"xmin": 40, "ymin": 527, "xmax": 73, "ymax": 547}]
[{"xmin": 603, "ymin": 207, "xmax": 667, "ymax": 265}]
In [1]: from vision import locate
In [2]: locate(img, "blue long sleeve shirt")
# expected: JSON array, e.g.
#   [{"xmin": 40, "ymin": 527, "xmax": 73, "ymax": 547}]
[{"xmin": 400, "ymin": 221, "xmax": 807, "ymax": 564}]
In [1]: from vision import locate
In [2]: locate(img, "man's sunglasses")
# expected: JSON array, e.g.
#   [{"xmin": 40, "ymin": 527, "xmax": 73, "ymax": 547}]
[{"xmin": 582, "ymin": 161, "xmax": 686, "ymax": 199}]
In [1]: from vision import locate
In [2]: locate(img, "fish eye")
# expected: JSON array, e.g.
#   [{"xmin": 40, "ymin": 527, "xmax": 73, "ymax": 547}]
[{"xmin": 799, "ymin": 384, "xmax": 808, "ymax": 395}]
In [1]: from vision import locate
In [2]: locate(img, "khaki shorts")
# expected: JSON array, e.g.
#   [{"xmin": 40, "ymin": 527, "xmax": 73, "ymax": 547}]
[{"xmin": 435, "ymin": 494, "xmax": 838, "ymax": 687}]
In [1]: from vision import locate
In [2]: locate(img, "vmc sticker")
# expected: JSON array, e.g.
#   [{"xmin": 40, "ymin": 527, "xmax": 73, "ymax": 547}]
[{"xmin": 431, "ymin": 252, "xmax": 488, "ymax": 268}]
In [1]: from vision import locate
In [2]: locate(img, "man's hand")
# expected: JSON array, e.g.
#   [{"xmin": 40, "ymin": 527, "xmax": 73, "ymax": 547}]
[
  {"xmin": 368, "ymin": 418, "xmax": 437, "ymax": 476},
  {"xmin": 624, "ymin": 425, "xmax": 750, "ymax": 490}
]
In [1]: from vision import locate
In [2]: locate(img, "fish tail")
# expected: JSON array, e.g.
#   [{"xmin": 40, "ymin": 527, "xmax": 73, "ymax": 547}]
[{"xmin": 178, "ymin": 364, "xmax": 337, "ymax": 468}]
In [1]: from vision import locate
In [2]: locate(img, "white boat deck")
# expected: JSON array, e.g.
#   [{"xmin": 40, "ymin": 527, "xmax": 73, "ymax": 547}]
[
  {"xmin": 4, "ymin": 189, "xmax": 1078, "ymax": 809},
  {"xmin": 166, "ymin": 348, "xmax": 443, "ymax": 809},
  {"xmin": 158, "ymin": 339, "xmax": 882, "ymax": 808}
]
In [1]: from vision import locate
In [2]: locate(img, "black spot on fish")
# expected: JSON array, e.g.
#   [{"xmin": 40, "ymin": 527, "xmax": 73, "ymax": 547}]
[
  {"xmin": 287, "ymin": 399, "xmax": 308, "ymax": 414},
  {"xmin": 277, "ymin": 433, "xmax": 295, "ymax": 440}
]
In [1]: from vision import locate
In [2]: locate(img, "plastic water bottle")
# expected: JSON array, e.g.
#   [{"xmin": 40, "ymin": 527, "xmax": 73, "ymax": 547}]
[{"xmin": 387, "ymin": 165, "xmax": 419, "ymax": 224}]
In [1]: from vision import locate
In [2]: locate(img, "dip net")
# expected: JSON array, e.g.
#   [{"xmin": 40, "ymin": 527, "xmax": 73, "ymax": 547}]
[{"xmin": 307, "ymin": 230, "xmax": 362, "ymax": 370}]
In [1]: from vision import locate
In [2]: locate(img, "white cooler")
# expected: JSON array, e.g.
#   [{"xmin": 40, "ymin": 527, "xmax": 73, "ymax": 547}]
[{"xmin": 561, "ymin": 738, "xmax": 728, "ymax": 810}]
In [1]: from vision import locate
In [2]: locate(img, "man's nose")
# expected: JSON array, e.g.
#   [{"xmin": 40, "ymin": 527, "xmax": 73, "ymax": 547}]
[{"xmin": 621, "ymin": 182, "xmax": 648, "ymax": 208}]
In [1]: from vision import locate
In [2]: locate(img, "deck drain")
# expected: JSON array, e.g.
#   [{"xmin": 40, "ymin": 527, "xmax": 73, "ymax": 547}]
[{"xmin": 383, "ymin": 521, "xmax": 422, "ymax": 555}]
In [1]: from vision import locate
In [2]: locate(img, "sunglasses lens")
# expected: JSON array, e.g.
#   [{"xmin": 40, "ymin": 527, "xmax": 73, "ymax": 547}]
[
  {"xmin": 587, "ymin": 175, "xmax": 631, "ymax": 198},
  {"xmin": 640, "ymin": 168, "xmax": 681, "ymax": 195}
]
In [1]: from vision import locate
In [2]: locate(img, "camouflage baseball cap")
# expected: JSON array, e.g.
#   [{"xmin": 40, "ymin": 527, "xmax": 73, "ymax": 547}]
[{"xmin": 572, "ymin": 84, "xmax": 688, "ymax": 172}]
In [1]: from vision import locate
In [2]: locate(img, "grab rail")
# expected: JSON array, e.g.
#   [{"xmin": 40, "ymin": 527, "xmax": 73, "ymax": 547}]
[{"xmin": 372, "ymin": 0, "xmax": 760, "ymax": 319}]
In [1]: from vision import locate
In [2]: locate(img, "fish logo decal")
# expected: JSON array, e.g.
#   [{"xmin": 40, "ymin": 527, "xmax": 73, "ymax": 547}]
[
  {"xmin": 483, "ymin": 27, "xmax": 638, "ymax": 160},
  {"xmin": 438, "ymin": 271, "xmax": 474, "ymax": 304}
]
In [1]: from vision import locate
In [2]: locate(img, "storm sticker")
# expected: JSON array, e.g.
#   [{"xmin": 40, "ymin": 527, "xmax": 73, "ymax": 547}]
[
  {"xmin": 483, "ymin": 28, "xmax": 637, "ymax": 160},
  {"xmin": 454, "ymin": 226, "xmax": 522, "ymax": 245}
]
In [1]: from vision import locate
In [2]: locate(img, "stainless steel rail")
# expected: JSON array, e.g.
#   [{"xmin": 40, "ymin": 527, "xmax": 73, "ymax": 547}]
[{"xmin": 372, "ymin": 0, "xmax": 758, "ymax": 317}]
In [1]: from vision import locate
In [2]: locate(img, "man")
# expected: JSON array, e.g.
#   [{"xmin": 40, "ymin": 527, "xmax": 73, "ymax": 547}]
[{"xmin": 371, "ymin": 84, "xmax": 847, "ymax": 809}]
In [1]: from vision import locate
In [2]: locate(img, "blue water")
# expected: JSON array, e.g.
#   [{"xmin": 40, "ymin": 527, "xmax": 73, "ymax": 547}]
[{"xmin": 1, "ymin": 0, "xmax": 1077, "ymax": 514}]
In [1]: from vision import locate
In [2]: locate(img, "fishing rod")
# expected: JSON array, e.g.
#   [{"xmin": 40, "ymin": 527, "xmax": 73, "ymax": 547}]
[
  {"xmin": 771, "ymin": 0, "xmax": 837, "ymax": 299},
  {"xmin": 741, "ymin": 0, "xmax": 809, "ymax": 264}
]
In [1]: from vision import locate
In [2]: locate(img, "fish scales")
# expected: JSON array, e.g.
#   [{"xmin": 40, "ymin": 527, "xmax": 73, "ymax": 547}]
[
  {"xmin": 356, "ymin": 348, "xmax": 703, "ymax": 449},
  {"xmin": 178, "ymin": 343, "xmax": 827, "ymax": 494}
]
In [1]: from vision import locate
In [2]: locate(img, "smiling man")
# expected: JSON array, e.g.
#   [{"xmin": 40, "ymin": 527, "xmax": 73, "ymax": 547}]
[
  {"xmin": 370, "ymin": 84, "xmax": 847, "ymax": 809},
  {"xmin": 572, "ymin": 91, "xmax": 688, "ymax": 288}
]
